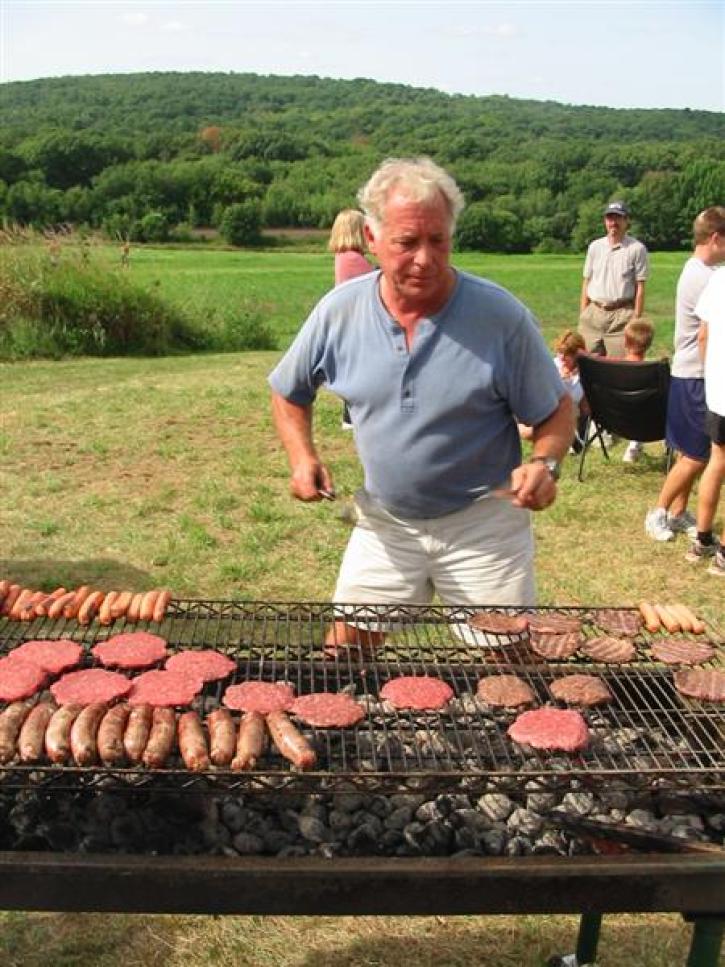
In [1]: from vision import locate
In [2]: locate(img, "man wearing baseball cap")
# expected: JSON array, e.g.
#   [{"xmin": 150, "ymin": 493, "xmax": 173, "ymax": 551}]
[{"xmin": 579, "ymin": 200, "xmax": 649, "ymax": 356}]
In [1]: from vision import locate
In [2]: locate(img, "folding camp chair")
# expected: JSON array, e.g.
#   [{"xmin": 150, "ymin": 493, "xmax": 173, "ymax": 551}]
[{"xmin": 576, "ymin": 354, "xmax": 672, "ymax": 481}]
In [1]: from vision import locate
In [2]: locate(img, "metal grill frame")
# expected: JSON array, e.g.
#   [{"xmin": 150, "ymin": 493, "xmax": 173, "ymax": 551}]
[{"xmin": 1, "ymin": 600, "xmax": 723, "ymax": 794}]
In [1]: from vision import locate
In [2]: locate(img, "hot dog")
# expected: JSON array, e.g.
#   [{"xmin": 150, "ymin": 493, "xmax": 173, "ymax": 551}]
[
  {"xmin": 207, "ymin": 707, "xmax": 236, "ymax": 767},
  {"xmin": 0, "ymin": 701, "xmax": 33, "ymax": 763},
  {"xmin": 98, "ymin": 591, "xmax": 120, "ymax": 626},
  {"xmin": 638, "ymin": 601, "xmax": 661, "ymax": 633},
  {"xmin": 1, "ymin": 584, "xmax": 21, "ymax": 617},
  {"xmin": 266, "ymin": 710, "xmax": 317, "ymax": 770},
  {"xmin": 70, "ymin": 703, "xmax": 108, "ymax": 766},
  {"xmin": 9, "ymin": 588, "xmax": 34, "ymax": 620},
  {"xmin": 666, "ymin": 602, "xmax": 694, "ymax": 634},
  {"xmin": 34, "ymin": 587, "xmax": 67, "ymax": 618},
  {"xmin": 77, "ymin": 590, "xmax": 105, "ymax": 626},
  {"xmin": 123, "ymin": 703, "xmax": 153, "ymax": 763},
  {"xmin": 152, "ymin": 589, "xmax": 172, "ymax": 624},
  {"xmin": 0, "ymin": 580, "xmax": 10, "ymax": 606},
  {"xmin": 47, "ymin": 590, "xmax": 76, "ymax": 620},
  {"xmin": 97, "ymin": 703, "xmax": 131, "ymax": 765},
  {"xmin": 110, "ymin": 591, "xmax": 133, "ymax": 620},
  {"xmin": 231, "ymin": 710, "xmax": 267, "ymax": 771},
  {"xmin": 653, "ymin": 603, "xmax": 681, "ymax": 634},
  {"xmin": 127, "ymin": 592, "xmax": 144, "ymax": 624},
  {"xmin": 671, "ymin": 603, "xmax": 706, "ymax": 635},
  {"xmin": 178, "ymin": 710, "xmax": 210, "ymax": 772},
  {"xmin": 19, "ymin": 591, "xmax": 46, "ymax": 620},
  {"xmin": 18, "ymin": 702, "xmax": 56, "ymax": 763},
  {"xmin": 45, "ymin": 704, "xmax": 83, "ymax": 763},
  {"xmin": 138, "ymin": 590, "xmax": 159, "ymax": 623},
  {"xmin": 142, "ymin": 707, "xmax": 177, "ymax": 768},
  {"xmin": 64, "ymin": 585, "xmax": 92, "ymax": 620}
]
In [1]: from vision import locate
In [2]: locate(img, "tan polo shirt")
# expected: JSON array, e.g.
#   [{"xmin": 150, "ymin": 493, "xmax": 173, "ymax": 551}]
[{"xmin": 583, "ymin": 234, "xmax": 649, "ymax": 303}]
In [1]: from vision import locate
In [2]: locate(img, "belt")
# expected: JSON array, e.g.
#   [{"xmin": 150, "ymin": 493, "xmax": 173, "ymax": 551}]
[{"xmin": 591, "ymin": 299, "xmax": 635, "ymax": 311}]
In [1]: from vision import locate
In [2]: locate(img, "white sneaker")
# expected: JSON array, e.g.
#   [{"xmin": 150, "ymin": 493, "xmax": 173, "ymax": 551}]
[
  {"xmin": 645, "ymin": 507, "xmax": 674, "ymax": 542},
  {"xmin": 668, "ymin": 510, "xmax": 697, "ymax": 539},
  {"xmin": 622, "ymin": 442, "xmax": 643, "ymax": 463}
]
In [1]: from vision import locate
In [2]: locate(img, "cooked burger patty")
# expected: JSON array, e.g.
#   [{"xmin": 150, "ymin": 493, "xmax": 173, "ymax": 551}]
[{"xmin": 549, "ymin": 674, "xmax": 613, "ymax": 707}]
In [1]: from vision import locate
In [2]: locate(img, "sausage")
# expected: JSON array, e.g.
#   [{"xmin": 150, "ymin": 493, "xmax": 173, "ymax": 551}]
[
  {"xmin": 639, "ymin": 601, "xmax": 661, "ymax": 633},
  {"xmin": 0, "ymin": 701, "xmax": 34, "ymax": 764},
  {"xmin": 152, "ymin": 589, "xmax": 172, "ymax": 624},
  {"xmin": 63, "ymin": 585, "xmax": 92, "ymax": 619},
  {"xmin": 126, "ymin": 592, "xmax": 144, "ymax": 624},
  {"xmin": 123, "ymin": 703, "xmax": 154, "ymax": 763},
  {"xmin": 97, "ymin": 703, "xmax": 131, "ymax": 765},
  {"xmin": 70, "ymin": 703, "xmax": 108, "ymax": 765},
  {"xmin": 665, "ymin": 602, "xmax": 694, "ymax": 634},
  {"xmin": 9, "ymin": 588, "xmax": 34, "ymax": 620},
  {"xmin": 47, "ymin": 590, "xmax": 77, "ymax": 620},
  {"xmin": 0, "ymin": 579, "xmax": 10, "ymax": 605},
  {"xmin": 77, "ymin": 590, "xmax": 105, "ymax": 626},
  {"xmin": 98, "ymin": 591, "xmax": 120, "ymax": 626},
  {"xmin": 138, "ymin": 590, "xmax": 160, "ymax": 623},
  {"xmin": 1, "ymin": 584, "xmax": 22, "ymax": 617},
  {"xmin": 207, "ymin": 708, "xmax": 236, "ymax": 767},
  {"xmin": 142, "ymin": 707, "xmax": 177, "ymax": 768},
  {"xmin": 45, "ymin": 704, "xmax": 83, "ymax": 763},
  {"xmin": 231, "ymin": 711, "xmax": 267, "ymax": 771},
  {"xmin": 34, "ymin": 587, "xmax": 67, "ymax": 618},
  {"xmin": 178, "ymin": 711, "xmax": 210, "ymax": 772},
  {"xmin": 671, "ymin": 603, "xmax": 707, "ymax": 636},
  {"xmin": 110, "ymin": 591, "xmax": 133, "ymax": 620},
  {"xmin": 653, "ymin": 603, "xmax": 681, "ymax": 634},
  {"xmin": 266, "ymin": 710, "xmax": 317, "ymax": 770},
  {"xmin": 18, "ymin": 702, "xmax": 56, "ymax": 763},
  {"xmin": 19, "ymin": 591, "xmax": 46, "ymax": 620}
]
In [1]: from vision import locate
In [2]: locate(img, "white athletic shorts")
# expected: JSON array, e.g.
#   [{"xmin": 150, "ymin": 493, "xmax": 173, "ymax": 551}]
[{"xmin": 333, "ymin": 489, "xmax": 536, "ymax": 611}]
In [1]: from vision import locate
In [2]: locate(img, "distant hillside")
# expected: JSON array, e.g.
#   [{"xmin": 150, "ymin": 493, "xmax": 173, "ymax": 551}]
[{"xmin": 0, "ymin": 71, "xmax": 723, "ymax": 251}]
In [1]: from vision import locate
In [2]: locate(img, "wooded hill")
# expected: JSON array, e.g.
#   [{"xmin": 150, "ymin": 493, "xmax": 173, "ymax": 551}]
[{"xmin": 1, "ymin": 71, "xmax": 723, "ymax": 251}]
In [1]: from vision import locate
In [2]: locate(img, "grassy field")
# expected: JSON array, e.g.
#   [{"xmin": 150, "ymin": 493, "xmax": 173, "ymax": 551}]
[{"xmin": 0, "ymin": 247, "xmax": 721, "ymax": 965}]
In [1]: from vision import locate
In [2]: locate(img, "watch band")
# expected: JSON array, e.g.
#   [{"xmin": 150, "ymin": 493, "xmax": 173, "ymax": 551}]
[{"xmin": 529, "ymin": 455, "xmax": 561, "ymax": 481}]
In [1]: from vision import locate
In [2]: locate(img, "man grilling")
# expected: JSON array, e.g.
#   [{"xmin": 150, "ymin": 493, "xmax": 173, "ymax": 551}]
[{"xmin": 269, "ymin": 157, "xmax": 573, "ymax": 651}]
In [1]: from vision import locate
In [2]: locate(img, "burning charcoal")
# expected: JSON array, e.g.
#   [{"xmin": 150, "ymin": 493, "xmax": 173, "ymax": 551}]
[
  {"xmin": 385, "ymin": 806, "xmax": 414, "ymax": 830},
  {"xmin": 390, "ymin": 793, "xmax": 427, "ymax": 811},
  {"xmin": 110, "ymin": 812, "xmax": 145, "ymax": 850},
  {"xmin": 625, "ymin": 808, "xmax": 659, "ymax": 832},
  {"xmin": 451, "ymin": 849, "xmax": 481, "ymax": 858},
  {"xmin": 507, "ymin": 808, "xmax": 544, "ymax": 837},
  {"xmin": 421, "ymin": 820, "xmax": 454, "ymax": 855},
  {"xmin": 14, "ymin": 832, "xmax": 50, "ymax": 851},
  {"xmin": 558, "ymin": 792, "xmax": 595, "ymax": 817},
  {"xmin": 298, "ymin": 815, "xmax": 328, "ymax": 843},
  {"xmin": 329, "ymin": 809, "xmax": 355, "ymax": 832},
  {"xmin": 402, "ymin": 821, "xmax": 426, "ymax": 853},
  {"xmin": 369, "ymin": 796, "xmax": 392, "ymax": 818},
  {"xmin": 415, "ymin": 800, "xmax": 444, "ymax": 823},
  {"xmin": 480, "ymin": 826, "xmax": 507, "ymax": 855},
  {"xmin": 599, "ymin": 790, "xmax": 631, "ymax": 812},
  {"xmin": 199, "ymin": 818, "xmax": 230, "ymax": 850},
  {"xmin": 380, "ymin": 829, "xmax": 404, "ymax": 851},
  {"xmin": 232, "ymin": 832, "xmax": 264, "ymax": 854},
  {"xmin": 333, "ymin": 791, "xmax": 367, "ymax": 814},
  {"xmin": 314, "ymin": 842, "xmax": 339, "ymax": 859},
  {"xmin": 219, "ymin": 800, "xmax": 248, "ymax": 834},
  {"xmin": 526, "ymin": 793, "xmax": 558, "ymax": 813},
  {"xmin": 279, "ymin": 809, "xmax": 302, "ymax": 833},
  {"xmin": 505, "ymin": 835, "xmax": 533, "ymax": 856},
  {"xmin": 454, "ymin": 808, "xmax": 489, "ymax": 833},
  {"xmin": 660, "ymin": 814, "xmax": 705, "ymax": 835},
  {"xmin": 300, "ymin": 800, "xmax": 328, "ymax": 823},
  {"xmin": 348, "ymin": 821, "xmax": 383, "ymax": 853},
  {"xmin": 477, "ymin": 792, "xmax": 514, "ymax": 822},
  {"xmin": 706, "ymin": 814, "xmax": 725, "ymax": 834},
  {"xmin": 454, "ymin": 826, "xmax": 479, "ymax": 851},
  {"xmin": 532, "ymin": 830, "xmax": 568, "ymax": 855},
  {"xmin": 278, "ymin": 845, "xmax": 308, "ymax": 858},
  {"xmin": 262, "ymin": 830, "xmax": 294, "ymax": 853}
]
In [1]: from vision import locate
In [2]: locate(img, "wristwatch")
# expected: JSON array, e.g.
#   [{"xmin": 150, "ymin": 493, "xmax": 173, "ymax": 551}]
[{"xmin": 529, "ymin": 455, "xmax": 561, "ymax": 481}]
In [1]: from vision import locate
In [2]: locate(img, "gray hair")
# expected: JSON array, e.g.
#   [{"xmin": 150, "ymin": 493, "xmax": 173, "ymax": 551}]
[{"xmin": 357, "ymin": 157, "xmax": 465, "ymax": 234}]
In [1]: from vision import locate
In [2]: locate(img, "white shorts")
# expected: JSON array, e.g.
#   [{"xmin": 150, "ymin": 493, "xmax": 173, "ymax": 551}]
[{"xmin": 333, "ymin": 489, "xmax": 535, "ymax": 610}]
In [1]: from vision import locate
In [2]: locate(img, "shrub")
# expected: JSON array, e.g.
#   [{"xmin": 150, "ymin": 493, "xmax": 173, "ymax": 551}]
[{"xmin": 220, "ymin": 200, "xmax": 262, "ymax": 246}]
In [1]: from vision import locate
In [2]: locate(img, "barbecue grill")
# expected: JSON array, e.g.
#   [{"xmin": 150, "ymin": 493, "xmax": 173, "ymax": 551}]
[{"xmin": 1, "ymin": 600, "xmax": 723, "ymax": 966}]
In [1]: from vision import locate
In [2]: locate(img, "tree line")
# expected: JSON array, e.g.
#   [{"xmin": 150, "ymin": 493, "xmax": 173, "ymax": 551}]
[{"xmin": 1, "ymin": 71, "xmax": 723, "ymax": 252}]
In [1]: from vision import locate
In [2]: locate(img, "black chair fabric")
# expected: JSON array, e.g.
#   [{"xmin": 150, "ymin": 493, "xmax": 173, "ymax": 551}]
[{"xmin": 576, "ymin": 354, "xmax": 671, "ymax": 481}]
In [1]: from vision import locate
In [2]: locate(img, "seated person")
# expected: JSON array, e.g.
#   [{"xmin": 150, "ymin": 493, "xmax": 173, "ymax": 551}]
[
  {"xmin": 620, "ymin": 317, "xmax": 655, "ymax": 463},
  {"xmin": 519, "ymin": 329, "xmax": 587, "ymax": 449}
]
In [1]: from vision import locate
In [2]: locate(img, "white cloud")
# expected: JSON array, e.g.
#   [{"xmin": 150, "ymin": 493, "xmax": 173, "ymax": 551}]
[
  {"xmin": 121, "ymin": 13, "xmax": 149, "ymax": 27},
  {"xmin": 162, "ymin": 20, "xmax": 189, "ymax": 33},
  {"xmin": 447, "ymin": 22, "xmax": 521, "ymax": 39}
]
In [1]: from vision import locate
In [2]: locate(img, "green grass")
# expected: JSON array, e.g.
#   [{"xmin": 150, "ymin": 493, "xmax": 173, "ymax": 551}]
[{"xmin": 0, "ymin": 247, "xmax": 720, "ymax": 965}]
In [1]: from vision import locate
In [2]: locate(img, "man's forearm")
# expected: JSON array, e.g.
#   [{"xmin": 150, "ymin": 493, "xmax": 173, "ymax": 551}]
[
  {"xmin": 580, "ymin": 278, "xmax": 590, "ymax": 313},
  {"xmin": 634, "ymin": 281, "xmax": 645, "ymax": 317},
  {"xmin": 271, "ymin": 392, "xmax": 317, "ymax": 468},
  {"xmin": 531, "ymin": 394, "xmax": 575, "ymax": 463}
]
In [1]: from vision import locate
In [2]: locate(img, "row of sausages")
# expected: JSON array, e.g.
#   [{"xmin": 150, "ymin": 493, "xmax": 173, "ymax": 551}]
[
  {"xmin": 0, "ymin": 701, "xmax": 317, "ymax": 773},
  {"xmin": 0, "ymin": 582, "xmax": 172, "ymax": 625},
  {"xmin": 638, "ymin": 601, "xmax": 707, "ymax": 635}
]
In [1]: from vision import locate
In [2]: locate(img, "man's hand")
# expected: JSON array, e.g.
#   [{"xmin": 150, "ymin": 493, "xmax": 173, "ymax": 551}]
[
  {"xmin": 509, "ymin": 461, "xmax": 557, "ymax": 511},
  {"xmin": 290, "ymin": 459, "xmax": 335, "ymax": 502}
]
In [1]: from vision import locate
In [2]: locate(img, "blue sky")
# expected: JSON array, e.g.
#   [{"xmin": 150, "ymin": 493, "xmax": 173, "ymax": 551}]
[{"xmin": 2, "ymin": 0, "xmax": 723, "ymax": 111}]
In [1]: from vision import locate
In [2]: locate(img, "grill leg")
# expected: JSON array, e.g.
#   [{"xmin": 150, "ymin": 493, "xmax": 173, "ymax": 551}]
[
  {"xmin": 685, "ymin": 916, "xmax": 724, "ymax": 967},
  {"xmin": 575, "ymin": 911, "xmax": 603, "ymax": 964}
]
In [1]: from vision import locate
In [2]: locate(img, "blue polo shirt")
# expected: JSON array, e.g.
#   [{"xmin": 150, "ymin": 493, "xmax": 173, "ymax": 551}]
[{"xmin": 269, "ymin": 270, "xmax": 564, "ymax": 519}]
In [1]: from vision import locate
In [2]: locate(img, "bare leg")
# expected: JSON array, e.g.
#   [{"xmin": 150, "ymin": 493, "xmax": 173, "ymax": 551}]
[
  {"xmin": 324, "ymin": 620, "xmax": 386, "ymax": 657},
  {"xmin": 695, "ymin": 443, "xmax": 725, "ymax": 534},
  {"xmin": 655, "ymin": 454, "xmax": 706, "ymax": 517}
]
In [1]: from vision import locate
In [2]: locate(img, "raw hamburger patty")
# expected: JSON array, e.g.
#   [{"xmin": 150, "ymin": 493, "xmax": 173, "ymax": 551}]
[
  {"xmin": 674, "ymin": 668, "xmax": 725, "ymax": 703},
  {"xmin": 508, "ymin": 707, "xmax": 590, "ymax": 752},
  {"xmin": 380, "ymin": 676, "xmax": 454, "ymax": 710},
  {"xmin": 650, "ymin": 639, "xmax": 715, "ymax": 666},
  {"xmin": 223, "ymin": 681, "xmax": 295, "ymax": 714},
  {"xmin": 51, "ymin": 668, "xmax": 131, "ymax": 705},
  {"xmin": 549, "ymin": 674, "xmax": 613, "ymax": 707},
  {"xmin": 11, "ymin": 638, "xmax": 83, "ymax": 676},
  {"xmin": 580, "ymin": 636, "xmax": 636, "ymax": 664},
  {"xmin": 529, "ymin": 632, "xmax": 582, "ymax": 660},
  {"xmin": 0, "ymin": 656, "xmax": 47, "ymax": 702},
  {"xmin": 468, "ymin": 612, "xmax": 528, "ymax": 635},
  {"xmin": 127, "ymin": 669, "xmax": 203, "ymax": 707},
  {"xmin": 527, "ymin": 613, "xmax": 582, "ymax": 635},
  {"xmin": 594, "ymin": 609, "xmax": 642, "ymax": 637},
  {"xmin": 291, "ymin": 693, "xmax": 365, "ymax": 728},
  {"xmin": 166, "ymin": 649, "xmax": 236, "ymax": 682},
  {"xmin": 477, "ymin": 674, "xmax": 535, "ymax": 707},
  {"xmin": 92, "ymin": 632, "xmax": 168, "ymax": 669}
]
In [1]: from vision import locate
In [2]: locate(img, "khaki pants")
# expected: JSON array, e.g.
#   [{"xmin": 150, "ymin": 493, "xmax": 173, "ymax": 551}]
[{"xmin": 578, "ymin": 303, "xmax": 634, "ymax": 356}]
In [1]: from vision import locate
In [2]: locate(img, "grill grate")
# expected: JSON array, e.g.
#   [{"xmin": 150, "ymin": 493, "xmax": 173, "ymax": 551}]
[{"xmin": 0, "ymin": 600, "xmax": 723, "ymax": 794}]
